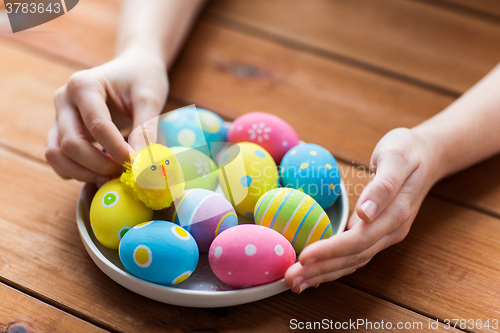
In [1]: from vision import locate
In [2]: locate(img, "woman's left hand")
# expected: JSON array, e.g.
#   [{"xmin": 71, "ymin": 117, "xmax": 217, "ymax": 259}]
[{"xmin": 284, "ymin": 127, "xmax": 439, "ymax": 293}]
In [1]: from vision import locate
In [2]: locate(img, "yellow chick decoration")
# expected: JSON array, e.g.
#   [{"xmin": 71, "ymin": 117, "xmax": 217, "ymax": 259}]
[{"xmin": 121, "ymin": 144, "xmax": 185, "ymax": 210}]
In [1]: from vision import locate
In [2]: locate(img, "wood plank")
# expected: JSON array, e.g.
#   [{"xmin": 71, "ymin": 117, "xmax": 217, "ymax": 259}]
[
  {"xmin": 169, "ymin": 20, "xmax": 452, "ymax": 165},
  {"xmin": 429, "ymin": 0, "xmax": 500, "ymax": 19},
  {"xmin": 3, "ymin": 0, "xmax": 500, "ymax": 96},
  {"xmin": 0, "ymin": 0, "xmax": 118, "ymax": 67},
  {"xmin": 342, "ymin": 196, "xmax": 500, "ymax": 332},
  {"xmin": 0, "ymin": 146, "xmax": 458, "ymax": 332},
  {"xmin": 432, "ymin": 155, "xmax": 500, "ymax": 218},
  {"xmin": 0, "ymin": 282, "xmax": 108, "ymax": 333},
  {"xmin": 208, "ymin": 0, "xmax": 500, "ymax": 94},
  {"xmin": 0, "ymin": 39, "xmax": 79, "ymax": 162}
]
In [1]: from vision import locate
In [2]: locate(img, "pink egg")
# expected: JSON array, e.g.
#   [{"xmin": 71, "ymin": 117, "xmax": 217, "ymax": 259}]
[
  {"xmin": 228, "ymin": 112, "xmax": 299, "ymax": 163},
  {"xmin": 208, "ymin": 224, "xmax": 296, "ymax": 288}
]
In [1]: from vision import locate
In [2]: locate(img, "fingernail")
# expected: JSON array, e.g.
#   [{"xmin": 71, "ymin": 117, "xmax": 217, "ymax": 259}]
[
  {"xmin": 293, "ymin": 277, "xmax": 303, "ymax": 289},
  {"xmin": 96, "ymin": 176, "xmax": 109, "ymax": 185},
  {"xmin": 361, "ymin": 200, "xmax": 377, "ymax": 221},
  {"xmin": 298, "ymin": 282, "xmax": 309, "ymax": 294},
  {"xmin": 304, "ymin": 258, "xmax": 316, "ymax": 266}
]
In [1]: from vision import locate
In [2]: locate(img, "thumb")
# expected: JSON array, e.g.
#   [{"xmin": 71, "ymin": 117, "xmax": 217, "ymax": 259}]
[
  {"xmin": 356, "ymin": 153, "xmax": 417, "ymax": 222},
  {"xmin": 127, "ymin": 91, "xmax": 163, "ymax": 152}
]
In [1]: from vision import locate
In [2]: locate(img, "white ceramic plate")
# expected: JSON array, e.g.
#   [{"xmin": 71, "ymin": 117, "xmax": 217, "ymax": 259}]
[{"xmin": 76, "ymin": 177, "xmax": 349, "ymax": 308}]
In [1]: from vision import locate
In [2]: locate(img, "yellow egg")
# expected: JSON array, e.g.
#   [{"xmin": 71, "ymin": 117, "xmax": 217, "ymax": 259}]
[
  {"xmin": 90, "ymin": 179, "xmax": 153, "ymax": 250},
  {"xmin": 218, "ymin": 142, "xmax": 279, "ymax": 218}
]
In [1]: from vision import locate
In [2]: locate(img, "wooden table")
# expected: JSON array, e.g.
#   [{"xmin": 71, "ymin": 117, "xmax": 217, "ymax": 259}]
[{"xmin": 1, "ymin": 0, "xmax": 499, "ymax": 332}]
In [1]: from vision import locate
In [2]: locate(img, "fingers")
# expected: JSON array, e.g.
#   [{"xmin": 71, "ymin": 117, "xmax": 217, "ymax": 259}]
[
  {"xmin": 286, "ymin": 232, "xmax": 395, "ymax": 294},
  {"xmin": 45, "ymin": 121, "xmax": 109, "ymax": 183},
  {"xmin": 127, "ymin": 86, "xmax": 165, "ymax": 151},
  {"xmin": 296, "ymin": 234, "xmax": 391, "ymax": 282},
  {"xmin": 297, "ymin": 215, "xmax": 385, "ymax": 265},
  {"xmin": 292, "ymin": 263, "xmax": 365, "ymax": 294},
  {"xmin": 55, "ymin": 87, "xmax": 124, "ymax": 176},
  {"xmin": 285, "ymin": 257, "xmax": 370, "ymax": 294},
  {"xmin": 356, "ymin": 141, "xmax": 418, "ymax": 222},
  {"xmin": 66, "ymin": 72, "xmax": 131, "ymax": 166}
]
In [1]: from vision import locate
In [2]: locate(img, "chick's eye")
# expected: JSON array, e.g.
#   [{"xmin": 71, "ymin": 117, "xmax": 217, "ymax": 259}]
[
  {"xmin": 151, "ymin": 165, "xmax": 157, "ymax": 171},
  {"xmin": 165, "ymin": 160, "xmax": 170, "ymax": 166}
]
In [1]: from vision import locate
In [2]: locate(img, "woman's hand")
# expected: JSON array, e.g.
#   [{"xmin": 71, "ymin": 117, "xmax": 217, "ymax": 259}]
[
  {"xmin": 285, "ymin": 127, "xmax": 439, "ymax": 293},
  {"xmin": 45, "ymin": 46, "xmax": 168, "ymax": 183}
]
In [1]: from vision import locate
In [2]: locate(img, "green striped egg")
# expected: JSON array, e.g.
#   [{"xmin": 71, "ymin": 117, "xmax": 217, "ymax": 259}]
[{"xmin": 254, "ymin": 188, "xmax": 332, "ymax": 253}]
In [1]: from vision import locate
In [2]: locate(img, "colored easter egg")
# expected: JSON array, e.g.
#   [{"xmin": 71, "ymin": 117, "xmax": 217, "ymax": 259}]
[
  {"xmin": 218, "ymin": 142, "xmax": 279, "ymax": 219},
  {"xmin": 254, "ymin": 188, "xmax": 333, "ymax": 254},
  {"xmin": 228, "ymin": 112, "xmax": 299, "ymax": 163},
  {"xmin": 158, "ymin": 107, "xmax": 228, "ymax": 158},
  {"xmin": 209, "ymin": 224, "xmax": 295, "ymax": 288},
  {"xmin": 173, "ymin": 189, "xmax": 238, "ymax": 252},
  {"xmin": 280, "ymin": 143, "xmax": 341, "ymax": 209},
  {"xmin": 119, "ymin": 220, "xmax": 199, "ymax": 285},
  {"xmin": 90, "ymin": 179, "xmax": 153, "ymax": 250},
  {"xmin": 170, "ymin": 146, "xmax": 218, "ymax": 191}
]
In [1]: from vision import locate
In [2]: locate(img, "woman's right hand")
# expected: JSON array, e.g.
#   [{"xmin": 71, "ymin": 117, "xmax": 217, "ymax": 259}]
[{"xmin": 45, "ymin": 46, "xmax": 169, "ymax": 183}]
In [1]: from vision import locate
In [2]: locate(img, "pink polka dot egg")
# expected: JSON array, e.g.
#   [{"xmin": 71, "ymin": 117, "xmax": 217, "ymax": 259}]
[
  {"xmin": 228, "ymin": 112, "xmax": 299, "ymax": 163},
  {"xmin": 209, "ymin": 224, "xmax": 296, "ymax": 288}
]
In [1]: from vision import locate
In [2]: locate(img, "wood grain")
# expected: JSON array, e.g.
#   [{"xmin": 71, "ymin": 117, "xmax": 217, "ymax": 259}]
[
  {"xmin": 208, "ymin": 0, "xmax": 500, "ymax": 94},
  {"xmin": 428, "ymin": 0, "xmax": 500, "ymax": 18},
  {"xmin": 0, "ymin": 146, "xmax": 458, "ymax": 332},
  {"xmin": 0, "ymin": 0, "xmax": 118, "ymax": 67},
  {"xmin": 0, "ymin": 282, "xmax": 108, "ymax": 333},
  {"xmin": 169, "ymin": 20, "xmax": 452, "ymax": 165},
  {"xmin": 0, "ymin": 39, "xmax": 78, "ymax": 162},
  {"xmin": 432, "ymin": 155, "xmax": 500, "ymax": 218},
  {"xmin": 342, "ymin": 196, "xmax": 500, "ymax": 332}
]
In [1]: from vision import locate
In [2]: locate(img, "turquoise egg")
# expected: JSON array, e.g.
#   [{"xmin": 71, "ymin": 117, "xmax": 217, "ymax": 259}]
[
  {"xmin": 280, "ymin": 143, "xmax": 341, "ymax": 209},
  {"xmin": 119, "ymin": 220, "xmax": 199, "ymax": 285},
  {"xmin": 158, "ymin": 107, "xmax": 227, "ymax": 158}
]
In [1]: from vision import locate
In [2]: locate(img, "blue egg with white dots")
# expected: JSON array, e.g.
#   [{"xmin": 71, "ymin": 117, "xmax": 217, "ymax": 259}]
[
  {"xmin": 280, "ymin": 143, "xmax": 341, "ymax": 209},
  {"xmin": 158, "ymin": 107, "xmax": 228, "ymax": 158},
  {"xmin": 119, "ymin": 220, "xmax": 199, "ymax": 286}
]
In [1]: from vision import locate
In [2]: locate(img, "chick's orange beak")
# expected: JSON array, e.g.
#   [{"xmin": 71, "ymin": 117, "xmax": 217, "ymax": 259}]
[{"xmin": 161, "ymin": 160, "xmax": 171, "ymax": 191}]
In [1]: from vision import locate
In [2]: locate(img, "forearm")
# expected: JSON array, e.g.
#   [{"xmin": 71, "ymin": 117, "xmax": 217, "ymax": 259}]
[
  {"xmin": 412, "ymin": 63, "xmax": 500, "ymax": 183},
  {"xmin": 116, "ymin": 0, "xmax": 206, "ymax": 67}
]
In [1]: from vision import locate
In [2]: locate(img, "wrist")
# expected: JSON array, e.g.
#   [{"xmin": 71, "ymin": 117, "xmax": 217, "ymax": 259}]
[
  {"xmin": 116, "ymin": 44, "xmax": 167, "ymax": 71},
  {"xmin": 411, "ymin": 123, "xmax": 449, "ymax": 185}
]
